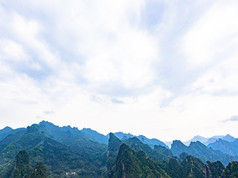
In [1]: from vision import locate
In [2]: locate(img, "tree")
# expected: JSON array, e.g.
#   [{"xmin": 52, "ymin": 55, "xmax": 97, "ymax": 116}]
[
  {"xmin": 30, "ymin": 162, "xmax": 46, "ymax": 178},
  {"xmin": 13, "ymin": 150, "xmax": 30, "ymax": 178}
]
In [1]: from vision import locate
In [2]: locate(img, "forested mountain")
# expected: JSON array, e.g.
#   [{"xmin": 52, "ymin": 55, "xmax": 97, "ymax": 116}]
[
  {"xmin": 123, "ymin": 137, "xmax": 171, "ymax": 162},
  {"xmin": 109, "ymin": 144, "xmax": 170, "ymax": 178},
  {"xmin": 80, "ymin": 128, "xmax": 108, "ymax": 144},
  {"xmin": 220, "ymin": 161, "xmax": 238, "ymax": 177},
  {"xmin": 4, "ymin": 150, "xmax": 47, "ymax": 178},
  {"xmin": 37, "ymin": 121, "xmax": 107, "ymax": 167},
  {"xmin": 0, "ymin": 123, "xmax": 107, "ymax": 177},
  {"xmin": 0, "ymin": 127, "xmax": 25, "ymax": 142},
  {"xmin": 208, "ymin": 139, "xmax": 238, "ymax": 157},
  {"xmin": 113, "ymin": 132, "xmax": 134, "ymax": 140},
  {"xmin": 113, "ymin": 132, "xmax": 168, "ymax": 148},
  {"xmin": 222, "ymin": 134, "xmax": 236, "ymax": 142},
  {"xmin": 106, "ymin": 133, "xmax": 123, "ymax": 173},
  {"xmin": 106, "ymin": 134, "xmax": 232, "ymax": 178},
  {"xmin": 204, "ymin": 135, "xmax": 236, "ymax": 145},
  {"xmin": 0, "ymin": 127, "xmax": 13, "ymax": 141},
  {"xmin": 204, "ymin": 161, "xmax": 225, "ymax": 178},
  {"xmin": 0, "ymin": 121, "xmax": 238, "ymax": 177},
  {"xmin": 171, "ymin": 140, "xmax": 237, "ymax": 165},
  {"xmin": 106, "ymin": 132, "xmax": 172, "ymax": 172},
  {"xmin": 109, "ymin": 141, "xmax": 226, "ymax": 178}
]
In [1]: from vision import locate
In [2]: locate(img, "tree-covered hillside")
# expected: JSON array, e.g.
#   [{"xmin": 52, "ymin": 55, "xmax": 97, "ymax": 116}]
[
  {"xmin": 171, "ymin": 140, "xmax": 237, "ymax": 165},
  {"xmin": 0, "ymin": 124, "xmax": 107, "ymax": 177},
  {"xmin": 1, "ymin": 121, "xmax": 238, "ymax": 177},
  {"xmin": 208, "ymin": 139, "xmax": 238, "ymax": 156}
]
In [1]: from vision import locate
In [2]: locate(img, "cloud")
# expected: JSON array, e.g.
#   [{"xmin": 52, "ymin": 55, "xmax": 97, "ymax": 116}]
[
  {"xmin": 0, "ymin": 40, "xmax": 29, "ymax": 62},
  {"xmin": 43, "ymin": 110, "xmax": 54, "ymax": 115},
  {"xmin": 181, "ymin": 1, "xmax": 238, "ymax": 67},
  {"xmin": 223, "ymin": 116, "xmax": 238, "ymax": 122},
  {"xmin": 1, "ymin": 0, "xmax": 238, "ymax": 141},
  {"xmin": 111, "ymin": 98, "xmax": 124, "ymax": 104},
  {"xmin": 0, "ymin": 0, "xmax": 160, "ymax": 96}
]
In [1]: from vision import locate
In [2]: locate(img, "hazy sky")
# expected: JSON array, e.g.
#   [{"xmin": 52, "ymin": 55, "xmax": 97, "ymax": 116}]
[{"xmin": 0, "ymin": 0, "xmax": 238, "ymax": 141}]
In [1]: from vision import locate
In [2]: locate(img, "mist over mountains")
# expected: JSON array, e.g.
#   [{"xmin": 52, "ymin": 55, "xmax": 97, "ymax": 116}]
[{"xmin": 0, "ymin": 121, "xmax": 238, "ymax": 177}]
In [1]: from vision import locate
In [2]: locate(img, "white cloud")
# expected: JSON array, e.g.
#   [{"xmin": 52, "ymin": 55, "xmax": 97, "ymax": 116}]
[
  {"xmin": 181, "ymin": 0, "xmax": 238, "ymax": 67},
  {"xmin": 1, "ymin": 0, "xmax": 238, "ymax": 141},
  {"xmin": 0, "ymin": 0, "xmax": 159, "ymax": 92},
  {"xmin": 11, "ymin": 13, "xmax": 61, "ymax": 69},
  {"xmin": 83, "ymin": 29, "xmax": 159, "ymax": 90},
  {"xmin": 190, "ymin": 55, "xmax": 238, "ymax": 95},
  {"xmin": 0, "ymin": 40, "xmax": 29, "ymax": 62}
]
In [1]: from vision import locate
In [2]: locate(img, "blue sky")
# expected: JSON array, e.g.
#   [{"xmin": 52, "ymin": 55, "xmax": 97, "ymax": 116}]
[{"xmin": 0, "ymin": 0, "xmax": 238, "ymax": 141}]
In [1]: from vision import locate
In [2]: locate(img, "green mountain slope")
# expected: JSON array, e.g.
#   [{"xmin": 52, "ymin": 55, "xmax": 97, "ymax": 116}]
[
  {"xmin": 171, "ymin": 140, "xmax": 236, "ymax": 165},
  {"xmin": 162, "ymin": 156, "xmax": 224, "ymax": 178},
  {"xmin": 109, "ymin": 143, "xmax": 226, "ymax": 178},
  {"xmin": 220, "ymin": 161, "xmax": 238, "ymax": 177},
  {"xmin": 109, "ymin": 143, "xmax": 170, "ymax": 178},
  {"xmin": 12, "ymin": 150, "xmax": 31, "ymax": 178},
  {"xmin": 181, "ymin": 155, "xmax": 204, "ymax": 178},
  {"xmin": 208, "ymin": 139, "xmax": 238, "ymax": 156},
  {"xmin": 81, "ymin": 128, "xmax": 108, "ymax": 144},
  {"xmin": 203, "ymin": 161, "xmax": 224, "ymax": 178},
  {"xmin": 113, "ymin": 132, "xmax": 168, "ymax": 148},
  {"xmin": 38, "ymin": 121, "xmax": 108, "ymax": 168},
  {"xmin": 0, "ymin": 127, "xmax": 13, "ymax": 142},
  {"xmin": 106, "ymin": 133, "xmax": 171, "ymax": 173},
  {"xmin": 162, "ymin": 158, "xmax": 183, "ymax": 178},
  {"xmin": 0, "ymin": 124, "xmax": 105, "ymax": 177},
  {"xmin": 1, "ymin": 121, "xmax": 238, "ymax": 177},
  {"xmin": 124, "ymin": 137, "xmax": 170, "ymax": 162},
  {"xmin": 106, "ymin": 133, "xmax": 123, "ymax": 172}
]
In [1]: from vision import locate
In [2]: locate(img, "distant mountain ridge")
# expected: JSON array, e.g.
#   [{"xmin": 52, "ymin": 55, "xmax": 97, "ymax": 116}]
[
  {"xmin": 1, "ymin": 121, "xmax": 238, "ymax": 177},
  {"xmin": 108, "ymin": 133, "xmax": 227, "ymax": 178},
  {"xmin": 80, "ymin": 128, "xmax": 108, "ymax": 144},
  {"xmin": 0, "ymin": 126, "xmax": 25, "ymax": 142},
  {"xmin": 208, "ymin": 139, "xmax": 238, "ymax": 157},
  {"xmin": 184, "ymin": 134, "xmax": 236, "ymax": 146},
  {"xmin": 0, "ymin": 127, "xmax": 12, "ymax": 141},
  {"xmin": 113, "ymin": 131, "xmax": 168, "ymax": 148},
  {"xmin": 171, "ymin": 140, "xmax": 237, "ymax": 165}
]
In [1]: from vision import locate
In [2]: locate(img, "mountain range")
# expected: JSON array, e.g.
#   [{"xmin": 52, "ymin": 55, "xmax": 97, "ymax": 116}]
[
  {"xmin": 0, "ymin": 121, "xmax": 238, "ymax": 177},
  {"xmin": 184, "ymin": 134, "xmax": 236, "ymax": 146}
]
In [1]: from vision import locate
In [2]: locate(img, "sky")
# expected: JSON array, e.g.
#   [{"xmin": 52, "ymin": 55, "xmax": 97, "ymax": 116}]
[{"xmin": 0, "ymin": 0, "xmax": 238, "ymax": 141}]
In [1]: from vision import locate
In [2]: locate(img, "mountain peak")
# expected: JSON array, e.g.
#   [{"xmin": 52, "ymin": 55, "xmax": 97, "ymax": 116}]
[
  {"xmin": 3, "ymin": 126, "xmax": 12, "ymax": 130},
  {"xmin": 109, "ymin": 133, "xmax": 121, "ymax": 143},
  {"xmin": 126, "ymin": 136, "xmax": 141, "ymax": 143},
  {"xmin": 113, "ymin": 132, "xmax": 134, "ymax": 140},
  {"xmin": 80, "ymin": 128, "xmax": 108, "ymax": 144},
  {"xmin": 171, "ymin": 140, "xmax": 188, "ymax": 157},
  {"xmin": 171, "ymin": 140, "xmax": 187, "ymax": 150},
  {"xmin": 189, "ymin": 141, "xmax": 206, "ymax": 149},
  {"xmin": 82, "ymin": 128, "xmax": 92, "ymax": 131},
  {"xmin": 172, "ymin": 140, "xmax": 185, "ymax": 146},
  {"xmin": 39, "ymin": 120, "xmax": 55, "ymax": 126},
  {"xmin": 223, "ymin": 134, "xmax": 236, "ymax": 142},
  {"xmin": 189, "ymin": 141, "xmax": 204, "ymax": 145},
  {"xmin": 1, "ymin": 126, "xmax": 12, "ymax": 132},
  {"xmin": 184, "ymin": 135, "xmax": 208, "ymax": 146},
  {"xmin": 27, "ymin": 124, "xmax": 40, "ymax": 133}
]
